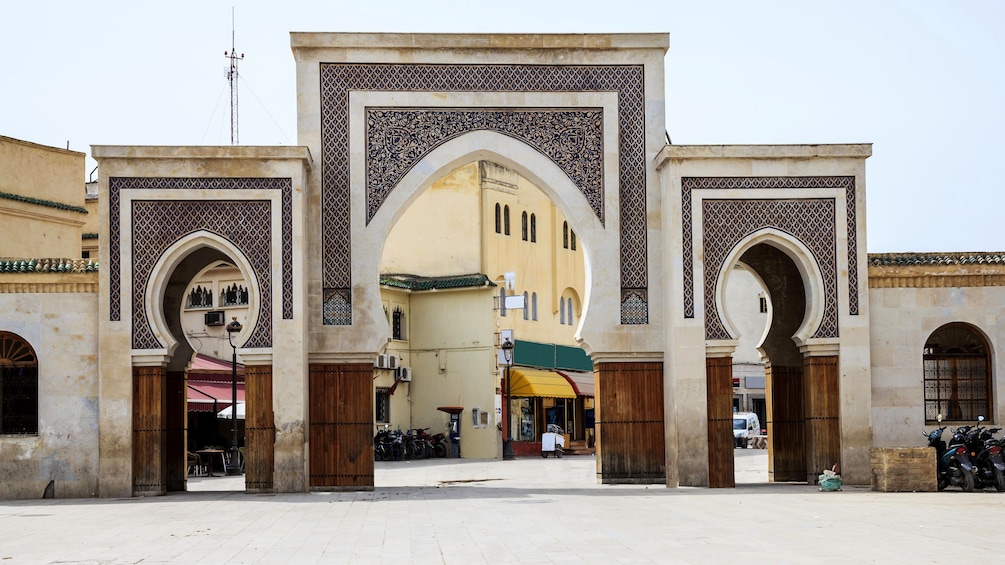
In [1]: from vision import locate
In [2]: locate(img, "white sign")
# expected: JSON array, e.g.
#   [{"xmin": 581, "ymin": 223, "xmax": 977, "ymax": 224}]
[{"xmin": 504, "ymin": 295, "xmax": 525, "ymax": 309}]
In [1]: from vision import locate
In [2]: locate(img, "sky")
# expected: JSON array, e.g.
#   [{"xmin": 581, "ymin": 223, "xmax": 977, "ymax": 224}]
[{"xmin": 3, "ymin": 0, "xmax": 1003, "ymax": 253}]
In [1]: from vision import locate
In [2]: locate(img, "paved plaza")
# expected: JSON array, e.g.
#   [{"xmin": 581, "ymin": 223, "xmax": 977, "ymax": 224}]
[{"xmin": 2, "ymin": 450, "xmax": 1001, "ymax": 564}]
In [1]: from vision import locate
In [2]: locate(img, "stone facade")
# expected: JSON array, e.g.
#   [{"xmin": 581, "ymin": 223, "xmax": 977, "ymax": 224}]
[{"xmin": 2, "ymin": 33, "xmax": 1003, "ymax": 499}]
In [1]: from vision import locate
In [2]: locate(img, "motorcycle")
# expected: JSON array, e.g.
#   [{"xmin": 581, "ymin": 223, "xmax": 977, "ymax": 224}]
[
  {"xmin": 926, "ymin": 414, "xmax": 976, "ymax": 492},
  {"xmin": 962, "ymin": 416, "xmax": 1005, "ymax": 491}
]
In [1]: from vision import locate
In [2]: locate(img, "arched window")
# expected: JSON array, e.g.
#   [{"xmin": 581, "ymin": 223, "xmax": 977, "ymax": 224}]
[
  {"xmin": 560, "ymin": 297, "xmax": 566, "ymax": 325},
  {"xmin": 571, "ymin": 230, "xmax": 577, "ymax": 251},
  {"xmin": 567, "ymin": 298, "xmax": 575, "ymax": 327},
  {"xmin": 494, "ymin": 203, "xmax": 501, "ymax": 234},
  {"xmin": 521, "ymin": 212, "xmax": 528, "ymax": 241},
  {"xmin": 532, "ymin": 292, "xmax": 538, "ymax": 321},
  {"xmin": 523, "ymin": 291, "xmax": 530, "ymax": 320},
  {"xmin": 562, "ymin": 222, "xmax": 569, "ymax": 249},
  {"xmin": 0, "ymin": 332, "xmax": 38, "ymax": 435},
  {"xmin": 392, "ymin": 306, "xmax": 406, "ymax": 341},
  {"xmin": 500, "ymin": 286, "xmax": 507, "ymax": 317},
  {"xmin": 924, "ymin": 323, "xmax": 991, "ymax": 422},
  {"xmin": 504, "ymin": 205, "xmax": 511, "ymax": 235},
  {"xmin": 530, "ymin": 214, "xmax": 537, "ymax": 243}
]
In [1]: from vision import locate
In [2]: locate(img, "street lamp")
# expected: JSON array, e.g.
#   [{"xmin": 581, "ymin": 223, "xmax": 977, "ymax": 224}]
[
  {"xmin": 500, "ymin": 337, "xmax": 515, "ymax": 460},
  {"xmin": 225, "ymin": 317, "xmax": 243, "ymax": 476}
]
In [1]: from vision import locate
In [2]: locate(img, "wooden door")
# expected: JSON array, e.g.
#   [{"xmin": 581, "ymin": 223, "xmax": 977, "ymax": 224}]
[
  {"xmin": 596, "ymin": 362, "xmax": 665, "ymax": 484},
  {"xmin": 133, "ymin": 366, "xmax": 167, "ymax": 496},
  {"xmin": 706, "ymin": 357, "xmax": 735, "ymax": 488},
  {"xmin": 245, "ymin": 365, "xmax": 275, "ymax": 493},
  {"xmin": 309, "ymin": 363, "xmax": 374, "ymax": 490},
  {"xmin": 767, "ymin": 364, "xmax": 805, "ymax": 482},
  {"xmin": 804, "ymin": 356, "xmax": 840, "ymax": 480}
]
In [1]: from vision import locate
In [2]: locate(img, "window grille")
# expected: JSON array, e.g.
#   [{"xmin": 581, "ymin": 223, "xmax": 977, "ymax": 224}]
[
  {"xmin": 562, "ymin": 222, "xmax": 569, "ymax": 249},
  {"xmin": 0, "ymin": 332, "xmax": 38, "ymax": 435},
  {"xmin": 530, "ymin": 214, "xmax": 537, "ymax": 242},
  {"xmin": 521, "ymin": 212, "xmax": 528, "ymax": 241},
  {"xmin": 392, "ymin": 306, "xmax": 406, "ymax": 341},
  {"xmin": 504, "ymin": 205, "xmax": 511, "ymax": 235},
  {"xmin": 923, "ymin": 323, "xmax": 991, "ymax": 422},
  {"xmin": 375, "ymin": 388, "xmax": 390, "ymax": 423},
  {"xmin": 494, "ymin": 203, "xmax": 501, "ymax": 234}
]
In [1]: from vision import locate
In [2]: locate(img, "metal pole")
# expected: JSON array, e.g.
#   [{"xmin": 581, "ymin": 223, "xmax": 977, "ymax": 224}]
[
  {"xmin": 502, "ymin": 361, "xmax": 515, "ymax": 460},
  {"xmin": 226, "ymin": 329, "xmax": 242, "ymax": 475}
]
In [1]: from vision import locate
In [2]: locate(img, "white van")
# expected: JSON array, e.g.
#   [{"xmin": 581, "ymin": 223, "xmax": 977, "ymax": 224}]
[{"xmin": 733, "ymin": 412, "xmax": 761, "ymax": 448}]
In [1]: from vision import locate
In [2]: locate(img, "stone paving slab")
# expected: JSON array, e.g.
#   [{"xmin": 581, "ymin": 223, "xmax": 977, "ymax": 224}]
[{"xmin": 1, "ymin": 452, "xmax": 1001, "ymax": 564}]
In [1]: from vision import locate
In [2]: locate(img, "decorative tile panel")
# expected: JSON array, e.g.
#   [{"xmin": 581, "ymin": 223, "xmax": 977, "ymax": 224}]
[
  {"xmin": 365, "ymin": 108, "xmax": 604, "ymax": 224},
  {"xmin": 701, "ymin": 198, "xmax": 838, "ymax": 340},
  {"xmin": 131, "ymin": 200, "xmax": 273, "ymax": 349},
  {"xmin": 109, "ymin": 177, "xmax": 294, "ymax": 324},
  {"xmin": 320, "ymin": 63, "xmax": 648, "ymax": 325},
  {"xmin": 681, "ymin": 176, "xmax": 858, "ymax": 320}
]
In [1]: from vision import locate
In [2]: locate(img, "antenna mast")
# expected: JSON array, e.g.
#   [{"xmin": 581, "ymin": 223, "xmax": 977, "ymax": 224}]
[{"xmin": 224, "ymin": 8, "xmax": 244, "ymax": 145}]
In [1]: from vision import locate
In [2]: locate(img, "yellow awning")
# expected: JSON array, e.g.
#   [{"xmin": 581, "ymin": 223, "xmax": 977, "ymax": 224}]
[{"xmin": 509, "ymin": 368, "xmax": 577, "ymax": 399}]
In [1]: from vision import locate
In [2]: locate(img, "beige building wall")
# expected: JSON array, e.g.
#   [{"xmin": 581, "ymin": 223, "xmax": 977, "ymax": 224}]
[
  {"xmin": 869, "ymin": 258, "xmax": 1005, "ymax": 447},
  {"xmin": 0, "ymin": 272, "xmax": 99, "ymax": 500},
  {"xmin": 179, "ymin": 262, "xmax": 253, "ymax": 361},
  {"xmin": 407, "ymin": 287, "xmax": 497, "ymax": 459},
  {"xmin": 0, "ymin": 136, "xmax": 87, "ymax": 259}
]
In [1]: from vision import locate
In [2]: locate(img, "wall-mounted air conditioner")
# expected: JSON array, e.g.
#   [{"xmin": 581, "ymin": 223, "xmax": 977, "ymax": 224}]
[
  {"xmin": 204, "ymin": 310, "xmax": 225, "ymax": 327},
  {"xmin": 374, "ymin": 354, "xmax": 388, "ymax": 369},
  {"xmin": 387, "ymin": 355, "xmax": 399, "ymax": 370},
  {"xmin": 395, "ymin": 366, "xmax": 412, "ymax": 382}
]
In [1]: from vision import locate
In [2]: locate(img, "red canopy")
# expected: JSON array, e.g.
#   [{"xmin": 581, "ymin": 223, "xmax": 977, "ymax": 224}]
[{"xmin": 187, "ymin": 354, "xmax": 244, "ymax": 413}]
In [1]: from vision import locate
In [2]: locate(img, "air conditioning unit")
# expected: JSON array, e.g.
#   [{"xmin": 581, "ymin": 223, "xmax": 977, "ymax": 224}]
[
  {"xmin": 387, "ymin": 355, "xmax": 399, "ymax": 370},
  {"xmin": 395, "ymin": 366, "xmax": 412, "ymax": 382},
  {"xmin": 204, "ymin": 310, "xmax": 225, "ymax": 327},
  {"xmin": 374, "ymin": 354, "xmax": 388, "ymax": 369}
]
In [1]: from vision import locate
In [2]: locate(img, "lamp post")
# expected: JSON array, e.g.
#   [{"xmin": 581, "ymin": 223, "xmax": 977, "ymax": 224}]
[
  {"xmin": 225, "ymin": 317, "xmax": 243, "ymax": 476},
  {"xmin": 500, "ymin": 337, "xmax": 515, "ymax": 460}
]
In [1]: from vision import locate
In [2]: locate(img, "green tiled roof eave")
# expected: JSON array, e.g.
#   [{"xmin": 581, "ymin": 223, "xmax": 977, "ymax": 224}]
[
  {"xmin": 0, "ymin": 258, "xmax": 99, "ymax": 273},
  {"xmin": 0, "ymin": 191, "xmax": 89, "ymax": 214},
  {"xmin": 379, "ymin": 273, "xmax": 496, "ymax": 291},
  {"xmin": 868, "ymin": 252, "xmax": 1005, "ymax": 266}
]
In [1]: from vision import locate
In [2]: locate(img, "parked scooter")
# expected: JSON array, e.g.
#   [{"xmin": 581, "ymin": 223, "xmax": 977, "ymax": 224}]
[
  {"xmin": 926, "ymin": 414, "xmax": 976, "ymax": 492},
  {"xmin": 962, "ymin": 416, "xmax": 1005, "ymax": 491}
]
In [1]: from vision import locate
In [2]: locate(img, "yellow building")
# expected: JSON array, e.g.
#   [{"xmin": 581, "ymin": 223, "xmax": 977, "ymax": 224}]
[{"xmin": 376, "ymin": 161, "xmax": 592, "ymax": 458}]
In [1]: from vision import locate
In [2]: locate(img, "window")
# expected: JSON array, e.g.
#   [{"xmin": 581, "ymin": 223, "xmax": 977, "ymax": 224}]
[
  {"xmin": 392, "ymin": 306, "xmax": 406, "ymax": 341},
  {"xmin": 562, "ymin": 222, "xmax": 569, "ymax": 249},
  {"xmin": 375, "ymin": 388, "xmax": 390, "ymax": 423},
  {"xmin": 560, "ymin": 297, "xmax": 566, "ymax": 325},
  {"xmin": 186, "ymin": 285, "xmax": 213, "ymax": 309},
  {"xmin": 221, "ymin": 284, "xmax": 249, "ymax": 306},
  {"xmin": 0, "ymin": 332, "xmax": 38, "ymax": 435},
  {"xmin": 532, "ymin": 292, "xmax": 538, "ymax": 321},
  {"xmin": 570, "ymin": 230, "xmax": 577, "ymax": 251},
  {"xmin": 500, "ymin": 287, "xmax": 507, "ymax": 317},
  {"xmin": 567, "ymin": 298, "xmax": 575, "ymax": 326},
  {"xmin": 494, "ymin": 203, "xmax": 501, "ymax": 234},
  {"xmin": 530, "ymin": 214, "xmax": 537, "ymax": 243},
  {"xmin": 504, "ymin": 205, "xmax": 511, "ymax": 235},
  {"xmin": 521, "ymin": 212, "xmax": 528, "ymax": 241},
  {"xmin": 758, "ymin": 296, "xmax": 768, "ymax": 314},
  {"xmin": 523, "ymin": 291, "xmax": 529, "ymax": 320},
  {"xmin": 923, "ymin": 323, "xmax": 991, "ymax": 422}
]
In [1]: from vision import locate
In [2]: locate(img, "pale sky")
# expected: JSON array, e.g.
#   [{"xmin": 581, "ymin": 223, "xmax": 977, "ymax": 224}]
[{"xmin": 3, "ymin": 0, "xmax": 1002, "ymax": 253}]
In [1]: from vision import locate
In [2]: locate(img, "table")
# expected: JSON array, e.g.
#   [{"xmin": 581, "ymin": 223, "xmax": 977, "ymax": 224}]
[{"xmin": 196, "ymin": 449, "xmax": 227, "ymax": 477}]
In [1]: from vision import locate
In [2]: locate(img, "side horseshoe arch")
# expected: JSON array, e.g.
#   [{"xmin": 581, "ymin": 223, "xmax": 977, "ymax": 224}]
[
  {"xmin": 144, "ymin": 231, "xmax": 261, "ymax": 355},
  {"xmin": 712, "ymin": 229, "xmax": 827, "ymax": 347}
]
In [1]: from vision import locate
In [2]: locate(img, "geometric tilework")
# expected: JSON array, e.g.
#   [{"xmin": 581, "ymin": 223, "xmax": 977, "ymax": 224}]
[
  {"xmin": 701, "ymin": 198, "xmax": 838, "ymax": 340},
  {"xmin": 681, "ymin": 176, "xmax": 858, "ymax": 322},
  {"xmin": 365, "ymin": 108, "xmax": 605, "ymax": 225},
  {"xmin": 108, "ymin": 177, "xmax": 294, "ymax": 325},
  {"xmin": 130, "ymin": 200, "xmax": 273, "ymax": 349},
  {"xmin": 320, "ymin": 63, "xmax": 648, "ymax": 325}
]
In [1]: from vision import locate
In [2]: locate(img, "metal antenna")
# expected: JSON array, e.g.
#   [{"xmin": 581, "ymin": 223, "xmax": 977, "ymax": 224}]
[{"xmin": 224, "ymin": 8, "xmax": 244, "ymax": 145}]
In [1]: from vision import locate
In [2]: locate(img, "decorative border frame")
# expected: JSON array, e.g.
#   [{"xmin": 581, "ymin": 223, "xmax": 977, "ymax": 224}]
[
  {"xmin": 365, "ymin": 107, "xmax": 605, "ymax": 224},
  {"xmin": 320, "ymin": 63, "xmax": 649, "ymax": 325},
  {"xmin": 109, "ymin": 177, "xmax": 294, "ymax": 349},
  {"xmin": 701, "ymin": 198, "xmax": 838, "ymax": 340},
  {"xmin": 681, "ymin": 176, "xmax": 859, "ymax": 328}
]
